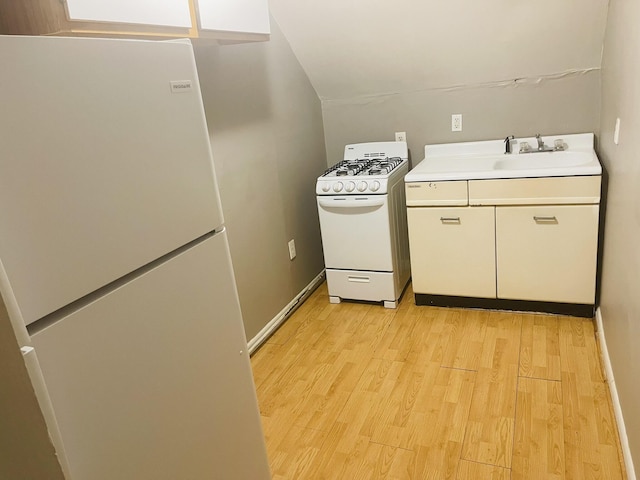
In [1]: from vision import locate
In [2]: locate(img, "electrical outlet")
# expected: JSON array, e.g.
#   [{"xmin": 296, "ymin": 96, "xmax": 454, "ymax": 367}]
[
  {"xmin": 451, "ymin": 114, "xmax": 463, "ymax": 132},
  {"xmin": 288, "ymin": 239, "xmax": 296, "ymax": 260},
  {"xmin": 395, "ymin": 131, "xmax": 407, "ymax": 142}
]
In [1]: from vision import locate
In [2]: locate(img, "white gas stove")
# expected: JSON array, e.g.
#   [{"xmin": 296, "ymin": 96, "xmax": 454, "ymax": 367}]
[
  {"xmin": 316, "ymin": 141, "xmax": 409, "ymax": 195},
  {"xmin": 316, "ymin": 141, "xmax": 411, "ymax": 308}
]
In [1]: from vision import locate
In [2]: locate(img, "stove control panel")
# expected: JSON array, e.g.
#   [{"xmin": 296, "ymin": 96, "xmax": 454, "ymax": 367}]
[{"xmin": 317, "ymin": 178, "xmax": 390, "ymax": 195}]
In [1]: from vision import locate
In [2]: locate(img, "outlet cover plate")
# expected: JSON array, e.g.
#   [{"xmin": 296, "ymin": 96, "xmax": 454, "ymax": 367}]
[
  {"xmin": 451, "ymin": 114, "xmax": 462, "ymax": 132},
  {"xmin": 288, "ymin": 239, "xmax": 296, "ymax": 260}
]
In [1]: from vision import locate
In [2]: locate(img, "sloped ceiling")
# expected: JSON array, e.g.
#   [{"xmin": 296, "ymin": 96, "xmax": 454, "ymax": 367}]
[{"xmin": 269, "ymin": 0, "xmax": 610, "ymax": 102}]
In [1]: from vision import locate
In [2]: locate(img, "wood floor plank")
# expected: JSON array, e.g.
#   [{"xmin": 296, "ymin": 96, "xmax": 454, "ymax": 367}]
[
  {"xmin": 519, "ymin": 314, "xmax": 561, "ymax": 380},
  {"xmin": 338, "ymin": 441, "xmax": 413, "ymax": 480},
  {"xmin": 456, "ymin": 460, "xmax": 510, "ymax": 480},
  {"xmin": 407, "ymin": 368, "xmax": 476, "ymax": 479},
  {"xmin": 382, "ymin": 445, "xmax": 416, "ymax": 479},
  {"xmin": 289, "ymin": 351, "xmax": 369, "ymax": 431},
  {"xmin": 404, "ymin": 306, "xmax": 446, "ymax": 366},
  {"xmin": 356, "ymin": 365, "xmax": 475, "ymax": 478},
  {"xmin": 255, "ymin": 347, "xmax": 333, "ymax": 418},
  {"xmin": 251, "ymin": 342, "xmax": 287, "ymax": 390},
  {"xmin": 310, "ymin": 301, "xmax": 373, "ymax": 353},
  {"xmin": 440, "ymin": 308, "xmax": 489, "ymax": 371},
  {"xmin": 267, "ymin": 425, "xmax": 328, "ymax": 480},
  {"xmin": 266, "ymin": 282, "xmax": 330, "ymax": 346},
  {"xmin": 512, "ymin": 378, "xmax": 565, "ymax": 479},
  {"xmin": 562, "ymin": 372, "xmax": 624, "ymax": 480},
  {"xmin": 559, "ymin": 316, "xmax": 604, "ymax": 383},
  {"xmin": 342, "ymin": 305, "xmax": 396, "ymax": 357},
  {"xmin": 462, "ymin": 311, "xmax": 522, "ymax": 468},
  {"xmin": 372, "ymin": 303, "xmax": 421, "ymax": 362}
]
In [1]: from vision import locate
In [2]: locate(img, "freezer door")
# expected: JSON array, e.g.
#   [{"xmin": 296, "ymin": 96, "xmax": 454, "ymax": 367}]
[
  {"xmin": 30, "ymin": 231, "xmax": 270, "ymax": 480},
  {"xmin": 0, "ymin": 36, "xmax": 223, "ymax": 326}
]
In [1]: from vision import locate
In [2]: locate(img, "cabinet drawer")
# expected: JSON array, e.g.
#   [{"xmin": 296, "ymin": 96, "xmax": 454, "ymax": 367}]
[
  {"xmin": 469, "ymin": 176, "xmax": 601, "ymax": 205},
  {"xmin": 496, "ymin": 205, "xmax": 599, "ymax": 304},
  {"xmin": 407, "ymin": 206, "xmax": 496, "ymax": 298},
  {"xmin": 405, "ymin": 181, "xmax": 468, "ymax": 206}
]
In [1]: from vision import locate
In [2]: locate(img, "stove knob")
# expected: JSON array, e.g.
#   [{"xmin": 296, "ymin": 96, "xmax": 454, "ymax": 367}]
[
  {"xmin": 321, "ymin": 183, "xmax": 331, "ymax": 192},
  {"xmin": 345, "ymin": 181, "xmax": 356, "ymax": 192},
  {"xmin": 357, "ymin": 181, "xmax": 368, "ymax": 192},
  {"xmin": 333, "ymin": 181, "xmax": 344, "ymax": 192},
  {"xmin": 370, "ymin": 180, "xmax": 381, "ymax": 192}
]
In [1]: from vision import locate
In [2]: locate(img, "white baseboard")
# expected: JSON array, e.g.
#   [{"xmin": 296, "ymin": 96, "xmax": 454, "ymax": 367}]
[
  {"xmin": 247, "ymin": 270, "xmax": 325, "ymax": 355},
  {"xmin": 595, "ymin": 307, "xmax": 637, "ymax": 480}
]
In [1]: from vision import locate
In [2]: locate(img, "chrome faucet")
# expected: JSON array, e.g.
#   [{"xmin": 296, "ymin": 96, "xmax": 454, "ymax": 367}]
[
  {"xmin": 504, "ymin": 135, "xmax": 515, "ymax": 154},
  {"xmin": 519, "ymin": 134, "xmax": 567, "ymax": 154},
  {"xmin": 535, "ymin": 134, "xmax": 554, "ymax": 152}
]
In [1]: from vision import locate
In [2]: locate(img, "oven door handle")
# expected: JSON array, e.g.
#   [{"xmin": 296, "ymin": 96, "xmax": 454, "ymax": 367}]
[{"xmin": 318, "ymin": 198, "xmax": 385, "ymax": 209}]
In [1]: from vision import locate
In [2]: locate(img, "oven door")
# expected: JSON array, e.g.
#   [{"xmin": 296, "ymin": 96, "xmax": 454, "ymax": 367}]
[{"xmin": 317, "ymin": 195, "xmax": 393, "ymax": 272}]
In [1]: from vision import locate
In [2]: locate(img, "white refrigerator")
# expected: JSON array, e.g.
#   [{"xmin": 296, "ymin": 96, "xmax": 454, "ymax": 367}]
[{"xmin": 0, "ymin": 35, "xmax": 270, "ymax": 479}]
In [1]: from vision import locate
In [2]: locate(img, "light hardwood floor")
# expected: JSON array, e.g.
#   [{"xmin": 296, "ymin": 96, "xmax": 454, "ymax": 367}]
[{"xmin": 251, "ymin": 282, "xmax": 626, "ymax": 479}]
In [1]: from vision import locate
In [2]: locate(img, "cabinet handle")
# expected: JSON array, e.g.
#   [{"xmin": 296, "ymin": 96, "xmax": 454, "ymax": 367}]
[
  {"xmin": 533, "ymin": 216, "xmax": 558, "ymax": 223},
  {"xmin": 348, "ymin": 276, "xmax": 370, "ymax": 283},
  {"xmin": 440, "ymin": 217, "xmax": 461, "ymax": 224}
]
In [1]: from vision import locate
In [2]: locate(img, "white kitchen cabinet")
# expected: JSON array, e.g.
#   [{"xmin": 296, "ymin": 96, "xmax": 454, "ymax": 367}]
[
  {"xmin": 407, "ymin": 206, "xmax": 496, "ymax": 298},
  {"xmin": 496, "ymin": 205, "xmax": 599, "ymax": 304},
  {"xmin": 405, "ymin": 174, "xmax": 601, "ymax": 310},
  {"xmin": 196, "ymin": 0, "xmax": 270, "ymax": 35},
  {"xmin": 65, "ymin": 0, "xmax": 192, "ymax": 28}
]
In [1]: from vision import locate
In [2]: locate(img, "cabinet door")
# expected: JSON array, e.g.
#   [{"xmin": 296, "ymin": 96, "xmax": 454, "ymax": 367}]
[
  {"xmin": 196, "ymin": 0, "xmax": 270, "ymax": 34},
  {"xmin": 407, "ymin": 207, "xmax": 496, "ymax": 298},
  {"xmin": 65, "ymin": 0, "xmax": 192, "ymax": 28},
  {"xmin": 496, "ymin": 205, "xmax": 599, "ymax": 304}
]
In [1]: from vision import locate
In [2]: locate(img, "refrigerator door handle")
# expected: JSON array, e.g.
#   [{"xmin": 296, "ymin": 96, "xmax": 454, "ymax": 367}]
[{"xmin": 21, "ymin": 347, "xmax": 72, "ymax": 480}]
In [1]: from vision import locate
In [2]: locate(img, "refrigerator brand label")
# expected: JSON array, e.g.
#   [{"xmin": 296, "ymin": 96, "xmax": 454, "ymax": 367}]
[{"xmin": 170, "ymin": 80, "xmax": 193, "ymax": 93}]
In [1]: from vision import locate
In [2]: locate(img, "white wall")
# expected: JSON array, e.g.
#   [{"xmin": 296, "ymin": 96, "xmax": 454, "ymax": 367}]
[
  {"xmin": 270, "ymin": 1, "xmax": 606, "ymax": 166},
  {"xmin": 322, "ymin": 70, "xmax": 600, "ymax": 166},
  {"xmin": 597, "ymin": 0, "xmax": 640, "ymax": 471},
  {"xmin": 269, "ymin": 0, "xmax": 608, "ymax": 102},
  {"xmin": 194, "ymin": 20, "xmax": 327, "ymax": 340}
]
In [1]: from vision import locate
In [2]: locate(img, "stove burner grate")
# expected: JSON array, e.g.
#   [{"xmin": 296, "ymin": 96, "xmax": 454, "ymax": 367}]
[{"xmin": 322, "ymin": 156, "xmax": 403, "ymax": 178}]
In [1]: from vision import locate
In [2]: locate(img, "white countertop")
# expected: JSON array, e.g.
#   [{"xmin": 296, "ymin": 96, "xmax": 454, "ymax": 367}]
[{"xmin": 405, "ymin": 133, "xmax": 602, "ymax": 182}]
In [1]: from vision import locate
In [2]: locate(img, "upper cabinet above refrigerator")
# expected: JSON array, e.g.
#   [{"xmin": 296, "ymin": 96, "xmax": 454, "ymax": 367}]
[
  {"xmin": 64, "ymin": 0, "xmax": 193, "ymax": 28},
  {"xmin": 0, "ymin": 0, "xmax": 270, "ymax": 42},
  {"xmin": 196, "ymin": 0, "xmax": 270, "ymax": 36}
]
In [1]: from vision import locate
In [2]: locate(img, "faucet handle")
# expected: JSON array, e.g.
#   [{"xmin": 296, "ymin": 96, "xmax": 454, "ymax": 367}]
[{"xmin": 519, "ymin": 141, "xmax": 532, "ymax": 153}]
